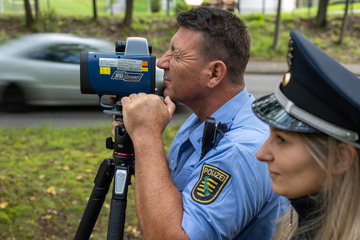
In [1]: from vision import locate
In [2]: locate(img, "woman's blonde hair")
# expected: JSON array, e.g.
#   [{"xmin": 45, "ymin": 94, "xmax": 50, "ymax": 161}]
[{"xmin": 271, "ymin": 134, "xmax": 360, "ymax": 240}]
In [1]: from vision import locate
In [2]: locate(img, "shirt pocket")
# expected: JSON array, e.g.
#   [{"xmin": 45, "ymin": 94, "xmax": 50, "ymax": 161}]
[
  {"xmin": 173, "ymin": 167, "xmax": 193, "ymax": 192},
  {"xmin": 168, "ymin": 148, "xmax": 179, "ymax": 172}
]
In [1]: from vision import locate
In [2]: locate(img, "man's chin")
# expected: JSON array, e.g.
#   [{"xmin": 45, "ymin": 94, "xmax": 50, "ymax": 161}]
[{"xmin": 163, "ymin": 89, "xmax": 172, "ymax": 98}]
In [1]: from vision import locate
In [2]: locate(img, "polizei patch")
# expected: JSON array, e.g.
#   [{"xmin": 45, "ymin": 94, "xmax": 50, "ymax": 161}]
[
  {"xmin": 111, "ymin": 71, "xmax": 143, "ymax": 82},
  {"xmin": 192, "ymin": 164, "xmax": 230, "ymax": 204}
]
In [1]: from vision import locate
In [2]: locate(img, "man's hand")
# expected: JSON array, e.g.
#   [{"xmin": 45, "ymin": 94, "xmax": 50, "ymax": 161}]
[{"xmin": 112, "ymin": 93, "xmax": 175, "ymax": 142}]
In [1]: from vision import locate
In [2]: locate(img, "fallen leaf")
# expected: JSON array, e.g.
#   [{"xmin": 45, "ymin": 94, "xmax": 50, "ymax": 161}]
[
  {"xmin": 46, "ymin": 186, "xmax": 56, "ymax": 195},
  {"xmin": 41, "ymin": 215, "xmax": 52, "ymax": 220},
  {"xmin": 0, "ymin": 201, "xmax": 8, "ymax": 208}
]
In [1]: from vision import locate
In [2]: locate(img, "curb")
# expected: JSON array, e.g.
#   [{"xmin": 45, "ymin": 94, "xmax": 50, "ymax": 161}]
[
  {"xmin": 245, "ymin": 61, "xmax": 287, "ymax": 74},
  {"xmin": 246, "ymin": 61, "xmax": 360, "ymax": 76}
]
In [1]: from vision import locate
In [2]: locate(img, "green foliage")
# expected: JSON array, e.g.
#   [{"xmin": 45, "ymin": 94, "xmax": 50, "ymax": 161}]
[
  {"xmin": 245, "ymin": 15, "xmax": 289, "ymax": 61},
  {"xmin": 33, "ymin": 8, "xmax": 59, "ymax": 32},
  {"xmin": 1, "ymin": 0, "xmax": 359, "ymax": 64},
  {"xmin": 175, "ymin": 0, "xmax": 192, "ymax": 14},
  {"xmin": 132, "ymin": 18, "xmax": 150, "ymax": 32},
  {"xmin": 132, "ymin": 0, "xmax": 148, "ymax": 13},
  {"xmin": 245, "ymin": 13, "xmax": 266, "ymax": 24},
  {"xmin": 37, "ymin": 0, "xmax": 110, "ymax": 16},
  {"xmin": 241, "ymin": 12, "xmax": 360, "ymax": 63},
  {"xmin": 151, "ymin": 0, "xmax": 162, "ymax": 13},
  {"xmin": 0, "ymin": 30, "xmax": 11, "ymax": 44},
  {"xmin": 0, "ymin": 124, "xmax": 180, "ymax": 239},
  {"xmin": 0, "ymin": 211, "xmax": 11, "ymax": 225}
]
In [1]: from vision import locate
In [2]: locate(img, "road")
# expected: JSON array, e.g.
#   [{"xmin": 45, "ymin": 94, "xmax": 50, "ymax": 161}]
[{"xmin": 0, "ymin": 74, "xmax": 281, "ymax": 128}]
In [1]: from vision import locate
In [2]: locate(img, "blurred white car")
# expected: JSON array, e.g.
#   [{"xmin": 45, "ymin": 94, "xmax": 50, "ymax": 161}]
[{"xmin": 0, "ymin": 33, "xmax": 165, "ymax": 112}]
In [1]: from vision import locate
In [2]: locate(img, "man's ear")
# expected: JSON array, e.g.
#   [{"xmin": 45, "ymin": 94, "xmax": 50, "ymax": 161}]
[
  {"xmin": 207, "ymin": 60, "xmax": 227, "ymax": 88},
  {"xmin": 332, "ymin": 143, "xmax": 356, "ymax": 176}
]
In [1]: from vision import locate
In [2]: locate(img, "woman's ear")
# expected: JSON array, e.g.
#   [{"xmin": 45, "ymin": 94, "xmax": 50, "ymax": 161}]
[
  {"xmin": 332, "ymin": 143, "xmax": 356, "ymax": 176},
  {"xmin": 207, "ymin": 60, "xmax": 227, "ymax": 88}
]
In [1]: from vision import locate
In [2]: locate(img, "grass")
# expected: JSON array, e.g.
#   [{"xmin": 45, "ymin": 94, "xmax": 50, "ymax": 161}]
[
  {"xmin": 2, "ymin": 0, "xmax": 359, "ymax": 15},
  {"xmin": 291, "ymin": 2, "xmax": 360, "ymax": 14},
  {"xmin": 1, "ymin": 0, "xmax": 151, "ymax": 16},
  {"xmin": 0, "ymin": 124, "xmax": 180, "ymax": 239}
]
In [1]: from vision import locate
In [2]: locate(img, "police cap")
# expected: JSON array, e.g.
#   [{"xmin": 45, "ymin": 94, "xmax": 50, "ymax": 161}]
[{"xmin": 252, "ymin": 30, "xmax": 360, "ymax": 148}]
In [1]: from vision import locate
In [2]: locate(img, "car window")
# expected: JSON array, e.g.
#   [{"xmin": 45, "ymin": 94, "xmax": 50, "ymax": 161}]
[{"xmin": 29, "ymin": 44, "xmax": 100, "ymax": 64}]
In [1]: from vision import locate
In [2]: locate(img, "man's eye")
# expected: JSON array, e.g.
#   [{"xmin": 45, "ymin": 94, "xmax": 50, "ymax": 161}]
[{"xmin": 173, "ymin": 51, "xmax": 181, "ymax": 59}]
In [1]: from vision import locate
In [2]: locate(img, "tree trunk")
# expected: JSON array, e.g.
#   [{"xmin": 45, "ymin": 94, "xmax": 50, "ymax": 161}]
[
  {"xmin": 92, "ymin": 0, "xmax": 98, "ymax": 21},
  {"xmin": 166, "ymin": 0, "xmax": 170, "ymax": 16},
  {"xmin": 316, "ymin": 0, "xmax": 329, "ymax": 28},
  {"xmin": 35, "ymin": 0, "xmax": 39, "ymax": 19},
  {"xmin": 262, "ymin": 0, "xmax": 265, "ymax": 14},
  {"xmin": 308, "ymin": 0, "xmax": 312, "ymax": 17},
  {"xmin": 108, "ymin": 0, "xmax": 115, "ymax": 15},
  {"xmin": 124, "ymin": 0, "xmax": 134, "ymax": 27},
  {"xmin": 24, "ymin": 0, "xmax": 34, "ymax": 28},
  {"xmin": 272, "ymin": 0, "xmax": 282, "ymax": 50},
  {"xmin": 339, "ymin": 0, "xmax": 350, "ymax": 44}
]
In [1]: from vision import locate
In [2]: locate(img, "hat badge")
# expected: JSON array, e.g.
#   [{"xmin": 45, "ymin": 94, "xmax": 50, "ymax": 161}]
[
  {"xmin": 283, "ymin": 36, "xmax": 294, "ymax": 87},
  {"xmin": 282, "ymin": 72, "xmax": 291, "ymax": 86}
]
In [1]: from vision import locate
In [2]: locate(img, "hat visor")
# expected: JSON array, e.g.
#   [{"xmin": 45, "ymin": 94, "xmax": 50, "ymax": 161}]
[{"xmin": 252, "ymin": 94, "xmax": 319, "ymax": 133}]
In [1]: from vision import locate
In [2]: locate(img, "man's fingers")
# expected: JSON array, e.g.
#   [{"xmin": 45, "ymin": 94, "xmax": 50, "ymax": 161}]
[
  {"xmin": 112, "ymin": 120, "xmax": 122, "ymax": 128},
  {"xmin": 121, "ymin": 96, "xmax": 131, "ymax": 108},
  {"xmin": 164, "ymin": 96, "xmax": 176, "ymax": 117},
  {"xmin": 111, "ymin": 120, "xmax": 122, "ymax": 136}
]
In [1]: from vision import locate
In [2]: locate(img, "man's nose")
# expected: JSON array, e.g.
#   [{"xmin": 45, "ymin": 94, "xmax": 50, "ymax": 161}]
[{"xmin": 157, "ymin": 52, "xmax": 170, "ymax": 69}]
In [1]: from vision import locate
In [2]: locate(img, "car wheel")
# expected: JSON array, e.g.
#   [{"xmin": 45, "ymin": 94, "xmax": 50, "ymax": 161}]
[{"xmin": 1, "ymin": 84, "xmax": 27, "ymax": 112}]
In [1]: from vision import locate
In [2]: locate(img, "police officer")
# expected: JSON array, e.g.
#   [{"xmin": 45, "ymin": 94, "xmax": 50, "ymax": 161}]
[
  {"xmin": 253, "ymin": 30, "xmax": 360, "ymax": 239},
  {"xmin": 116, "ymin": 6, "xmax": 287, "ymax": 240}
]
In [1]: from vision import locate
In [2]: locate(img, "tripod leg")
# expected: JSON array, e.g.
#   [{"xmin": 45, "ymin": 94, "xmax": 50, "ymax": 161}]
[
  {"xmin": 107, "ymin": 165, "xmax": 130, "ymax": 240},
  {"xmin": 74, "ymin": 158, "xmax": 114, "ymax": 240}
]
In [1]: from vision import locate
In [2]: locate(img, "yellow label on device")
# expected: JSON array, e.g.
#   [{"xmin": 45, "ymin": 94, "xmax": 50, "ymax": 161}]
[{"xmin": 100, "ymin": 67, "xmax": 111, "ymax": 75}]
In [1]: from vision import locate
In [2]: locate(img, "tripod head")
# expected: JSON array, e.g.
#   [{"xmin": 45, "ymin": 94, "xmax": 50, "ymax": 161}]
[{"xmin": 104, "ymin": 98, "xmax": 135, "ymax": 168}]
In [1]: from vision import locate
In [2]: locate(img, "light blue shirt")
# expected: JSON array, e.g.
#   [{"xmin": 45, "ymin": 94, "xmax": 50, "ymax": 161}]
[{"xmin": 168, "ymin": 88, "xmax": 288, "ymax": 240}]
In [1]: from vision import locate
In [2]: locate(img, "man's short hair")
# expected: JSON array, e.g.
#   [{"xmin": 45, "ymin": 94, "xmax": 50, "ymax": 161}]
[{"xmin": 177, "ymin": 7, "xmax": 251, "ymax": 84}]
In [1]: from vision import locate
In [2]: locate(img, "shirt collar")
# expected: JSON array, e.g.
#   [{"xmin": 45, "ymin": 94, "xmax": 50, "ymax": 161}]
[
  {"xmin": 188, "ymin": 87, "xmax": 251, "ymax": 154},
  {"xmin": 211, "ymin": 87, "xmax": 250, "ymax": 125}
]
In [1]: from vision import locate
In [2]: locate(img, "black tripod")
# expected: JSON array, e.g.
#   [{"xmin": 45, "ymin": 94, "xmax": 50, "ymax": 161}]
[{"xmin": 74, "ymin": 102, "xmax": 134, "ymax": 240}]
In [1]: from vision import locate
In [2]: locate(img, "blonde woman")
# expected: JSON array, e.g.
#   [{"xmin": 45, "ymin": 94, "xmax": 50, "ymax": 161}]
[{"xmin": 252, "ymin": 30, "xmax": 360, "ymax": 240}]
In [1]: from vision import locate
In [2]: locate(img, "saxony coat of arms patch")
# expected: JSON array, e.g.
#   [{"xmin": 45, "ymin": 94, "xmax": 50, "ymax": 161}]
[{"xmin": 191, "ymin": 164, "xmax": 231, "ymax": 204}]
